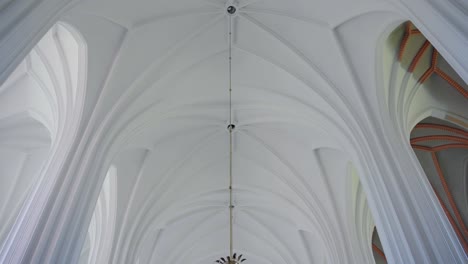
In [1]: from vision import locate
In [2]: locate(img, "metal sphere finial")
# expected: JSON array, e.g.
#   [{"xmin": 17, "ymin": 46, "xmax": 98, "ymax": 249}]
[{"xmin": 227, "ymin": 5, "xmax": 236, "ymax": 14}]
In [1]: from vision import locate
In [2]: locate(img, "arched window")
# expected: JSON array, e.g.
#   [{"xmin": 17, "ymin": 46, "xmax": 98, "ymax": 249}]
[
  {"xmin": 80, "ymin": 166, "xmax": 117, "ymax": 264},
  {"xmin": 349, "ymin": 164, "xmax": 381, "ymax": 263}
]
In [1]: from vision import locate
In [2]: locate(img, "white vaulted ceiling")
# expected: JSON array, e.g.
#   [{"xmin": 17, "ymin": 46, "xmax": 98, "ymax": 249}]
[{"xmin": 51, "ymin": 0, "xmax": 403, "ymax": 263}]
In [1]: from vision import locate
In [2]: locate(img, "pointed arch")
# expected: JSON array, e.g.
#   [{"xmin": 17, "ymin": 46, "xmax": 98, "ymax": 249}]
[
  {"xmin": 0, "ymin": 21, "xmax": 87, "ymax": 251},
  {"xmin": 375, "ymin": 20, "xmax": 468, "ymax": 262}
]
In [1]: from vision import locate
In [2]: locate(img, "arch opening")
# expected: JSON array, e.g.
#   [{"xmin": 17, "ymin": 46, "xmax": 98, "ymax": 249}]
[
  {"xmin": 376, "ymin": 20, "xmax": 468, "ymax": 262},
  {"xmin": 0, "ymin": 21, "xmax": 87, "ymax": 249}
]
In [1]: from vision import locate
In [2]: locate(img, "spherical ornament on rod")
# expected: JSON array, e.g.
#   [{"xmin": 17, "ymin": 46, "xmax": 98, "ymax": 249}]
[{"xmin": 227, "ymin": 5, "xmax": 236, "ymax": 15}]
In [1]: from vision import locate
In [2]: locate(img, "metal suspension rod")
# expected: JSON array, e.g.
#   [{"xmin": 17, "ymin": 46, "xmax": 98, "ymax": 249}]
[
  {"xmin": 217, "ymin": 5, "xmax": 247, "ymax": 264},
  {"xmin": 229, "ymin": 130, "xmax": 233, "ymax": 260},
  {"xmin": 228, "ymin": 13, "xmax": 234, "ymax": 261},
  {"xmin": 229, "ymin": 14, "xmax": 233, "ymax": 126}
]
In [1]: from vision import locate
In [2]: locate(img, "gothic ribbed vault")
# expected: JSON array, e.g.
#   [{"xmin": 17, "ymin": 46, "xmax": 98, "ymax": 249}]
[
  {"xmin": 67, "ymin": 0, "xmax": 398, "ymax": 263},
  {"xmin": 1, "ymin": 0, "xmax": 467, "ymax": 263}
]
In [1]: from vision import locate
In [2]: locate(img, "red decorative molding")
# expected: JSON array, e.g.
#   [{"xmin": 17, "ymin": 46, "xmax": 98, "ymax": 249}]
[
  {"xmin": 398, "ymin": 22, "xmax": 468, "ymax": 98},
  {"xmin": 408, "ymin": 40, "xmax": 430, "ymax": 73},
  {"xmin": 411, "ymin": 121, "xmax": 468, "ymax": 253},
  {"xmin": 431, "ymin": 152, "xmax": 468, "ymax": 239},
  {"xmin": 410, "ymin": 135, "xmax": 468, "ymax": 145},
  {"xmin": 414, "ymin": 123, "xmax": 468, "ymax": 137}
]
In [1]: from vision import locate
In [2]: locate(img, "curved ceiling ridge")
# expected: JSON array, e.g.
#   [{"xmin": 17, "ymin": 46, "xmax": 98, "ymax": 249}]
[
  {"xmin": 238, "ymin": 12, "xmax": 336, "ymax": 87},
  {"xmin": 132, "ymin": 208, "xmax": 224, "ymax": 263},
  {"xmin": 109, "ymin": 128, "xmax": 346, "ymax": 262},
  {"xmin": 106, "ymin": 15, "xmax": 225, "ymax": 113},
  {"xmin": 237, "ymin": 130, "xmax": 346, "ymax": 258},
  {"xmin": 241, "ymin": 211, "xmax": 302, "ymax": 263},
  {"xmin": 112, "ymin": 100, "xmax": 350, "ymax": 160},
  {"xmin": 135, "ymin": 183, "xmax": 320, "ymax": 233},
  {"xmin": 113, "ymin": 134, "xmax": 229, "ymax": 253},
  {"xmin": 98, "ymin": 6, "xmax": 362, "ymax": 153},
  {"xmin": 132, "ymin": 8, "xmax": 223, "ymax": 29},
  {"xmin": 240, "ymin": 7, "xmax": 330, "ymax": 27},
  {"xmin": 231, "ymin": 43, "xmax": 358, "ymax": 135},
  {"xmin": 169, "ymin": 224, "xmax": 291, "ymax": 264}
]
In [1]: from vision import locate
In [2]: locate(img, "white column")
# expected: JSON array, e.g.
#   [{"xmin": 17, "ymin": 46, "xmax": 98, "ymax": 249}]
[
  {"xmin": 331, "ymin": 3, "xmax": 468, "ymax": 262},
  {"xmin": 354, "ymin": 114, "xmax": 467, "ymax": 263}
]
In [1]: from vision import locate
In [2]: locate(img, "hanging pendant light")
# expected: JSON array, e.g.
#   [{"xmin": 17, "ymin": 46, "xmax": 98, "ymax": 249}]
[{"xmin": 215, "ymin": 5, "xmax": 246, "ymax": 264}]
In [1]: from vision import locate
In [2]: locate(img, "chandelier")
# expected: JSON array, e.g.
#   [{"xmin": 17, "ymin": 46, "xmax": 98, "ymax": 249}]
[
  {"xmin": 215, "ymin": 253, "xmax": 246, "ymax": 264},
  {"xmin": 215, "ymin": 5, "xmax": 246, "ymax": 264}
]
